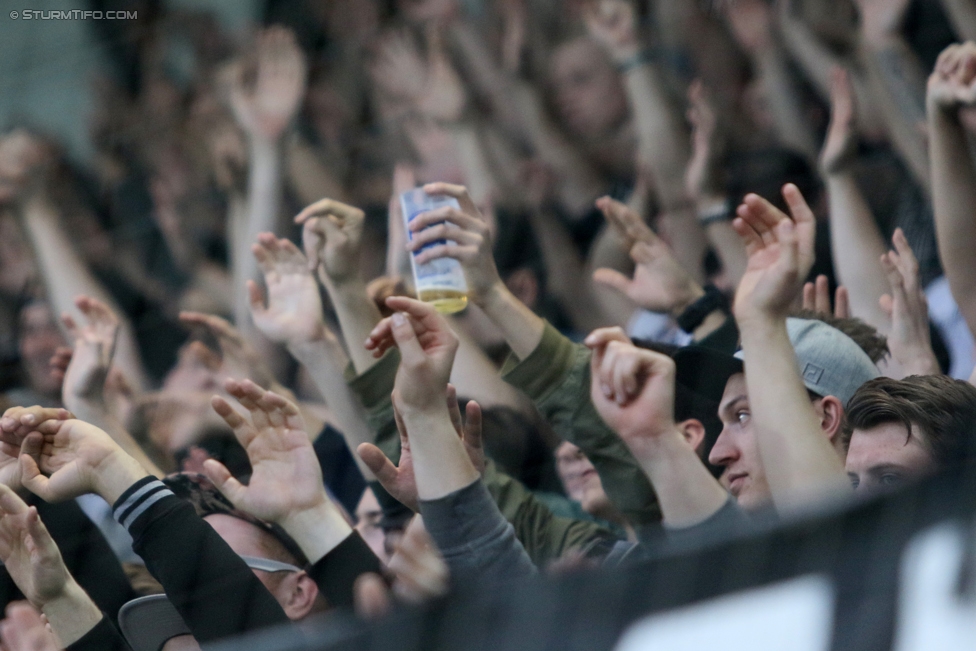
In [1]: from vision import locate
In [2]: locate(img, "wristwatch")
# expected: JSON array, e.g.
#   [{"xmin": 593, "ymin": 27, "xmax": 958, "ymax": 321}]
[{"xmin": 676, "ymin": 284, "xmax": 728, "ymax": 333}]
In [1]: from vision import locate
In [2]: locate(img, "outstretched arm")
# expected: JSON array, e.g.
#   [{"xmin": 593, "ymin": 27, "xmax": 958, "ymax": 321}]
[
  {"xmin": 586, "ymin": 331, "xmax": 729, "ymax": 528},
  {"xmin": 820, "ymin": 67, "xmax": 892, "ymax": 331},
  {"xmin": 57, "ymin": 296, "xmax": 163, "ymax": 477},
  {"xmin": 732, "ymin": 185, "xmax": 852, "ymax": 511},
  {"xmin": 247, "ymin": 233, "xmax": 376, "ymax": 478},
  {"xmin": 364, "ymin": 296, "xmax": 534, "ymax": 580},
  {"xmin": 927, "ymin": 41, "xmax": 976, "ymax": 341},
  {"xmin": 0, "ymin": 484, "xmax": 121, "ymax": 649}
]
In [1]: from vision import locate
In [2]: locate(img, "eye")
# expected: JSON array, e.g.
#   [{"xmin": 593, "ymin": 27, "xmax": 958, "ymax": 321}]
[
  {"xmin": 848, "ymin": 475, "xmax": 859, "ymax": 489},
  {"xmin": 736, "ymin": 410, "xmax": 750, "ymax": 425},
  {"xmin": 879, "ymin": 473, "xmax": 903, "ymax": 487}
]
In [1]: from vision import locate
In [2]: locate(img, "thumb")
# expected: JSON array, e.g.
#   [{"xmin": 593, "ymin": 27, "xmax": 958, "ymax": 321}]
[
  {"xmin": 354, "ymin": 572, "xmax": 391, "ymax": 620},
  {"xmin": 246, "ymin": 280, "xmax": 266, "ymax": 316},
  {"xmin": 593, "ymin": 268, "xmax": 632, "ymax": 294},
  {"xmin": 201, "ymin": 459, "xmax": 246, "ymax": 506},
  {"xmin": 356, "ymin": 444, "xmax": 400, "ymax": 491},
  {"xmin": 462, "ymin": 401, "xmax": 483, "ymax": 455},
  {"xmin": 25, "ymin": 508, "xmax": 58, "ymax": 560},
  {"xmin": 879, "ymin": 294, "xmax": 894, "ymax": 318},
  {"xmin": 19, "ymin": 455, "xmax": 50, "ymax": 501},
  {"xmin": 390, "ymin": 312, "xmax": 425, "ymax": 364}
]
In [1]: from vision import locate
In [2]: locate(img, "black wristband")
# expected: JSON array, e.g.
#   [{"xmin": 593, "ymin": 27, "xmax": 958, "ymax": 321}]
[{"xmin": 676, "ymin": 285, "xmax": 728, "ymax": 334}]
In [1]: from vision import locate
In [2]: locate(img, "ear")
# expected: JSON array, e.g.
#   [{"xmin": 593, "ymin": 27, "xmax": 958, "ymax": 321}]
[
  {"xmin": 815, "ymin": 396, "xmax": 844, "ymax": 443},
  {"xmin": 676, "ymin": 419, "xmax": 706, "ymax": 454},
  {"xmin": 280, "ymin": 571, "xmax": 323, "ymax": 620}
]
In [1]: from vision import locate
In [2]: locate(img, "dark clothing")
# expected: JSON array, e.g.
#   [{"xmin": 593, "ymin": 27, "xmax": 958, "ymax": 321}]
[
  {"xmin": 66, "ymin": 615, "xmax": 131, "ymax": 651},
  {"xmin": 308, "ymin": 531, "xmax": 383, "ymax": 609},
  {"xmin": 313, "ymin": 424, "xmax": 367, "ymax": 516},
  {"xmin": 112, "ymin": 478, "xmax": 290, "ymax": 643},
  {"xmin": 420, "ymin": 479, "xmax": 536, "ymax": 584}
]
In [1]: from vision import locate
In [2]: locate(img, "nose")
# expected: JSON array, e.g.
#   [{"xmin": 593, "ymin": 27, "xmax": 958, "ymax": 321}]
[{"xmin": 708, "ymin": 424, "xmax": 738, "ymax": 468}]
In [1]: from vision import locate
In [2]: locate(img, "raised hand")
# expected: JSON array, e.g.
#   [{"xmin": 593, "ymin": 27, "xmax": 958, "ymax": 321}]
[
  {"xmin": 357, "ymin": 385, "xmax": 483, "ymax": 511},
  {"xmin": 592, "ymin": 197, "xmax": 704, "ymax": 316},
  {"xmin": 203, "ymin": 379, "xmax": 325, "ymax": 524},
  {"xmin": 0, "ymin": 486, "xmax": 103, "ymax": 649},
  {"xmin": 0, "ymin": 485, "xmax": 69, "ymax": 608},
  {"xmin": 0, "ymin": 407, "xmax": 71, "ymax": 493},
  {"xmin": 927, "ymin": 41, "xmax": 976, "ymax": 110},
  {"xmin": 178, "ymin": 312, "xmax": 276, "ymax": 389},
  {"xmin": 585, "ymin": 332, "xmax": 679, "ymax": 455},
  {"xmin": 58, "ymin": 295, "xmax": 118, "ymax": 404},
  {"xmin": 405, "ymin": 182, "xmax": 502, "ymax": 303},
  {"xmin": 685, "ymin": 80, "xmax": 723, "ymax": 205},
  {"xmin": 294, "ymin": 198, "xmax": 365, "ymax": 285},
  {"xmin": 387, "ymin": 516, "xmax": 449, "ymax": 604},
  {"xmin": 228, "ymin": 27, "xmax": 307, "ymax": 142},
  {"xmin": 879, "ymin": 228, "xmax": 941, "ymax": 375},
  {"xmin": 731, "ymin": 184, "xmax": 816, "ymax": 323},
  {"xmin": 0, "ymin": 602, "xmax": 60, "ymax": 651},
  {"xmin": 802, "ymin": 275, "xmax": 851, "ymax": 318},
  {"xmin": 365, "ymin": 296, "xmax": 459, "ymax": 413},
  {"xmin": 248, "ymin": 233, "xmax": 328, "ymax": 346},
  {"xmin": 820, "ymin": 67, "xmax": 859, "ymax": 175},
  {"xmin": 582, "ymin": 0, "xmax": 641, "ymax": 63}
]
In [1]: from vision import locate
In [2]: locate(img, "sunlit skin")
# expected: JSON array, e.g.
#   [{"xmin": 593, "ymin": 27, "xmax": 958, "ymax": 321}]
[
  {"xmin": 845, "ymin": 422, "xmax": 939, "ymax": 494},
  {"xmin": 709, "ymin": 373, "xmax": 842, "ymax": 510},
  {"xmin": 709, "ymin": 374, "xmax": 772, "ymax": 510}
]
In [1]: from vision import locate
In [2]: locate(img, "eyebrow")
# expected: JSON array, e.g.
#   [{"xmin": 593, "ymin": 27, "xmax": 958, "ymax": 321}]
[{"xmin": 866, "ymin": 463, "xmax": 909, "ymax": 477}]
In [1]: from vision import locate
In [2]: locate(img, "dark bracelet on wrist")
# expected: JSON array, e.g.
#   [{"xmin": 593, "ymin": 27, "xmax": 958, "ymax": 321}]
[{"xmin": 676, "ymin": 284, "xmax": 728, "ymax": 334}]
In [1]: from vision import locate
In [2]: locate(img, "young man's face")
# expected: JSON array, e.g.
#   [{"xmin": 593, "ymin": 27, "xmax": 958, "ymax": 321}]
[
  {"xmin": 845, "ymin": 422, "xmax": 938, "ymax": 493},
  {"xmin": 708, "ymin": 373, "xmax": 772, "ymax": 510}
]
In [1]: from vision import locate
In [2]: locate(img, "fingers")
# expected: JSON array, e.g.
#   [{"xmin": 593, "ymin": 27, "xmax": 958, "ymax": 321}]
[
  {"xmin": 405, "ymin": 205, "xmax": 485, "ymax": 237},
  {"xmin": 389, "ymin": 313, "xmax": 425, "ymax": 365},
  {"xmin": 802, "ymin": 282, "xmax": 815, "ymax": 311},
  {"xmin": 731, "ymin": 216, "xmax": 764, "ymax": 256},
  {"xmin": 201, "ymin": 459, "xmax": 246, "ymax": 506},
  {"xmin": 356, "ymin": 444, "xmax": 402, "ymax": 496},
  {"xmin": 74, "ymin": 295, "xmax": 117, "ymax": 328},
  {"xmin": 412, "ymin": 242, "xmax": 480, "ymax": 266},
  {"xmin": 0, "ymin": 484, "xmax": 27, "ymax": 516},
  {"xmin": 294, "ymin": 197, "xmax": 365, "ymax": 225},
  {"xmin": 210, "ymin": 395, "xmax": 249, "ymax": 439},
  {"xmin": 814, "ymin": 275, "xmax": 831, "ymax": 315},
  {"xmin": 773, "ymin": 219, "xmax": 799, "ymax": 278},
  {"xmin": 462, "ymin": 400, "xmax": 483, "ymax": 461},
  {"xmin": 738, "ymin": 193, "xmax": 787, "ymax": 244},
  {"xmin": 353, "ymin": 572, "xmax": 391, "ymax": 620},
  {"xmin": 24, "ymin": 507, "xmax": 57, "ymax": 561},
  {"xmin": 595, "ymin": 196, "xmax": 654, "ymax": 244},
  {"xmin": 834, "ymin": 286, "xmax": 850, "ymax": 319},
  {"xmin": 18, "ymin": 456, "xmax": 50, "ymax": 502},
  {"xmin": 591, "ymin": 268, "xmax": 632, "ymax": 295},
  {"xmin": 0, "ymin": 409, "xmax": 70, "ymax": 447},
  {"xmin": 420, "ymin": 182, "xmax": 479, "ymax": 216},
  {"xmin": 246, "ymin": 280, "xmax": 266, "ymax": 316},
  {"xmin": 583, "ymin": 326, "xmax": 632, "ymax": 349}
]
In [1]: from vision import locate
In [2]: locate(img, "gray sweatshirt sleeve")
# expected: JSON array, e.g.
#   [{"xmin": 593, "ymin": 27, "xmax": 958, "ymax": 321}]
[
  {"xmin": 419, "ymin": 479, "xmax": 537, "ymax": 583},
  {"xmin": 663, "ymin": 494, "xmax": 750, "ymax": 546}
]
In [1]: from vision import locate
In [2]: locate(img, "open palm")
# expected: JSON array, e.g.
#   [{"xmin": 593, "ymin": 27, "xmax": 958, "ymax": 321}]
[{"xmin": 249, "ymin": 234, "xmax": 326, "ymax": 346}]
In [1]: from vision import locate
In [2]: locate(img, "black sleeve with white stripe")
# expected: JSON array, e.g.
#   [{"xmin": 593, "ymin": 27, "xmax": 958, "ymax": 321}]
[{"xmin": 112, "ymin": 478, "xmax": 291, "ymax": 642}]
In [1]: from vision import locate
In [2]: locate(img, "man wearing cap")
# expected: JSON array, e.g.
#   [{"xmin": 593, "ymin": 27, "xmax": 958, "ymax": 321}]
[{"xmin": 589, "ymin": 186, "xmax": 882, "ymax": 531}]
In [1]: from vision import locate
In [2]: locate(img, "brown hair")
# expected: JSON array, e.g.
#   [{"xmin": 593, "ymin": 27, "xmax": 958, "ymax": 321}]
[
  {"xmin": 841, "ymin": 375, "xmax": 976, "ymax": 467},
  {"xmin": 789, "ymin": 309, "xmax": 889, "ymax": 364}
]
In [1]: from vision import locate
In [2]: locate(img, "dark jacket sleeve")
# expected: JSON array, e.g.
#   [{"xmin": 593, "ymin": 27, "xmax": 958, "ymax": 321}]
[
  {"xmin": 112, "ymin": 478, "xmax": 290, "ymax": 642},
  {"xmin": 420, "ymin": 479, "xmax": 536, "ymax": 584},
  {"xmin": 308, "ymin": 531, "xmax": 383, "ymax": 609},
  {"xmin": 66, "ymin": 615, "xmax": 132, "ymax": 651},
  {"xmin": 501, "ymin": 322, "xmax": 661, "ymax": 526}
]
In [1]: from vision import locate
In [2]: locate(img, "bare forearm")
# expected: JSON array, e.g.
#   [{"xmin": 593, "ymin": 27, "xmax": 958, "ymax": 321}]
[
  {"xmin": 476, "ymin": 284, "xmax": 546, "ymax": 361},
  {"xmin": 287, "ymin": 339, "xmax": 376, "ymax": 479},
  {"xmin": 826, "ymin": 174, "xmax": 891, "ymax": 331},
  {"xmin": 739, "ymin": 318, "xmax": 850, "ymax": 510},
  {"xmin": 67, "ymin": 400, "xmax": 164, "ymax": 478},
  {"xmin": 279, "ymin": 500, "xmax": 353, "ymax": 564},
  {"xmin": 448, "ymin": 323, "xmax": 533, "ymax": 411},
  {"xmin": 42, "ymin": 579, "xmax": 105, "ymax": 648},
  {"xmin": 21, "ymin": 199, "xmax": 147, "ymax": 390},
  {"xmin": 928, "ymin": 103, "xmax": 976, "ymax": 338},
  {"xmin": 236, "ymin": 140, "xmax": 284, "ymax": 331},
  {"xmin": 287, "ymin": 136, "xmax": 348, "ymax": 206},
  {"xmin": 399, "ymin": 407, "xmax": 480, "ymax": 501},
  {"xmin": 631, "ymin": 429, "xmax": 728, "ymax": 528},
  {"xmin": 322, "ymin": 279, "xmax": 385, "ymax": 374}
]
